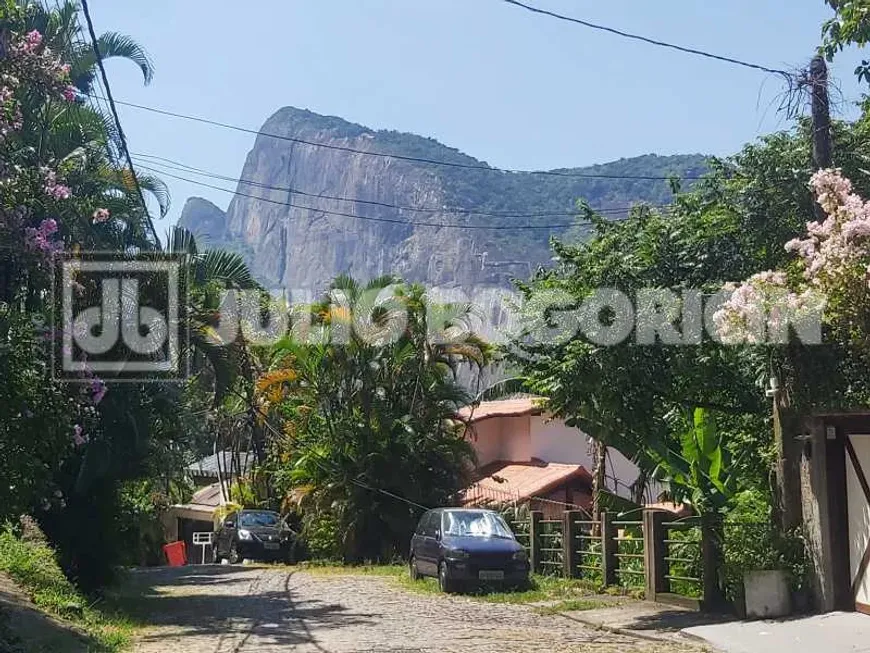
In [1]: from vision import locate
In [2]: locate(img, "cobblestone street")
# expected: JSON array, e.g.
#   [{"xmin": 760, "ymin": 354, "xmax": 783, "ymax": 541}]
[{"xmin": 126, "ymin": 566, "xmax": 701, "ymax": 653}]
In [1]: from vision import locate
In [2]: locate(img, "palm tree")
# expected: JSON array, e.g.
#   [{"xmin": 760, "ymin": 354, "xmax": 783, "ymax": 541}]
[
  {"xmin": 24, "ymin": 1, "xmax": 167, "ymax": 246},
  {"xmin": 166, "ymin": 226, "xmax": 261, "ymax": 405},
  {"xmin": 28, "ymin": 1, "xmax": 154, "ymax": 93}
]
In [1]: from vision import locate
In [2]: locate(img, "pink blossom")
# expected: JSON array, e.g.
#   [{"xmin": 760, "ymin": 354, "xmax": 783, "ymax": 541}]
[
  {"xmin": 40, "ymin": 218, "xmax": 57, "ymax": 235},
  {"xmin": 47, "ymin": 183, "xmax": 70, "ymax": 200},
  {"xmin": 91, "ymin": 208, "xmax": 111, "ymax": 224},
  {"xmin": 72, "ymin": 424, "xmax": 88, "ymax": 447},
  {"xmin": 90, "ymin": 378, "xmax": 107, "ymax": 405},
  {"xmin": 5, "ymin": 29, "xmax": 75, "ymax": 102},
  {"xmin": 42, "ymin": 169, "xmax": 71, "ymax": 200},
  {"xmin": 24, "ymin": 31, "xmax": 42, "ymax": 49},
  {"xmin": 713, "ymin": 271, "xmax": 825, "ymax": 345},
  {"xmin": 25, "ymin": 218, "xmax": 62, "ymax": 255},
  {"xmin": 62, "ymin": 85, "xmax": 76, "ymax": 102}
]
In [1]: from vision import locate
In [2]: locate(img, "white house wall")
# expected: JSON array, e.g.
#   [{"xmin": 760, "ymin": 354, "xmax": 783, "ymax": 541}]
[
  {"xmin": 529, "ymin": 415, "xmax": 641, "ymax": 500},
  {"xmin": 468, "ymin": 415, "xmax": 532, "ymax": 467}
]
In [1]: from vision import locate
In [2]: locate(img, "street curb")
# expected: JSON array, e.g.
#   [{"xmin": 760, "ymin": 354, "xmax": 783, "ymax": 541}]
[{"xmin": 554, "ymin": 611, "xmax": 699, "ymax": 646}]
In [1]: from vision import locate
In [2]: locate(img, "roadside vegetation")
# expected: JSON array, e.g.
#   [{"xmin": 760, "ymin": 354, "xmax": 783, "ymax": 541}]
[
  {"xmin": 0, "ymin": 527, "xmax": 134, "ymax": 651},
  {"xmin": 298, "ymin": 562, "xmax": 621, "ymax": 609}
]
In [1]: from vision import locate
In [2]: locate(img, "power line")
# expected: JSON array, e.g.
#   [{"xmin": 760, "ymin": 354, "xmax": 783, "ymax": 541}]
[
  {"xmin": 79, "ymin": 0, "xmax": 160, "ymax": 246},
  {"xmin": 135, "ymin": 162, "xmax": 640, "ymax": 231},
  {"xmin": 501, "ymin": 0, "xmax": 792, "ymax": 78},
  {"xmin": 89, "ymin": 94, "xmax": 710, "ymax": 183},
  {"xmin": 133, "ymin": 152, "xmax": 662, "ymax": 219}
]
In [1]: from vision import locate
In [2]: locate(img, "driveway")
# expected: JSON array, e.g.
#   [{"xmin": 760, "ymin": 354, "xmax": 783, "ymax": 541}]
[
  {"xmin": 684, "ymin": 612, "xmax": 870, "ymax": 653},
  {"xmin": 124, "ymin": 566, "xmax": 700, "ymax": 653}
]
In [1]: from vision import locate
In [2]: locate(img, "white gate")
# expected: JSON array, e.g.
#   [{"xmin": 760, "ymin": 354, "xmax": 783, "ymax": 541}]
[
  {"xmin": 192, "ymin": 532, "xmax": 214, "ymax": 565},
  {"xmin": 846, "ymin": 434, "xmax": 870, "ymax": 613}
]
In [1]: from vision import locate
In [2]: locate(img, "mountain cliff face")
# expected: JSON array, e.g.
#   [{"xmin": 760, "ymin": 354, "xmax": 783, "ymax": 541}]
[{"xmin": 179, "ymin": 107, "xmax": 706, "ymax": 293}]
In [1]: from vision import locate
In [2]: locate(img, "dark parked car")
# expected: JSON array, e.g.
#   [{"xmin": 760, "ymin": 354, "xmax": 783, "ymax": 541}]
[
  {"xmin": 409, "ymin": 508, "xmax": 530, "ymax": 592},
  {"xmin": 213, "ymin": 510, "xmax": 295, "ymax": 564}
]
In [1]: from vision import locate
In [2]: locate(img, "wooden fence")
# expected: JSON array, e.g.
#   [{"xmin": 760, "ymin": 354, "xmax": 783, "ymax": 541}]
[{"xmin": 510, "ymin": 510, "xmax": 710, "ymax": 609}]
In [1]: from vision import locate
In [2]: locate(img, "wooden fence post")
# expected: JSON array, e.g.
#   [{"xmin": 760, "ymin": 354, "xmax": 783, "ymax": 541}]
[
  {"xmin": 701, "ymin": 514, "xmax": 725, "ymax": 610},
  {"xmin": 601, "ymin": 511, "xmax": 617, "ymax": 586},
  {"xmin": 529, "ymin": 511, "xmax": 543, "ymax": 575},
  {"xmin": 563, "ymin": 510, "xmax": 581, "ymax": 578},
  {"xmin": 643, "ymin": 509, "xmax": 668, "ymax": 601}
]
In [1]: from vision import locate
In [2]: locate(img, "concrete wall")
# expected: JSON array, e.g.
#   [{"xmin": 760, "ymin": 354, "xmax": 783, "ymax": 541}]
[{"xmin": 529, "ymin": 416, "xmax": 591, "ymax": 465}]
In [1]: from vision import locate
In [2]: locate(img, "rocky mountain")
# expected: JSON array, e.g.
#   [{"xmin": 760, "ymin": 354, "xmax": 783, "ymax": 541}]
[{"xmin": 179, "ymin": 107, "xmax": 706, "ymax": 294}]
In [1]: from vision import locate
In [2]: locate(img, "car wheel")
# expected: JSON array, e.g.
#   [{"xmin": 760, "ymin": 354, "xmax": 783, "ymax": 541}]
[
  {"xmin": 228, "ymin": 542, "xmax": 241, "ymax": 565},
  {"xmin": 438, "ymin": 562, "xmax": 455, "ymax": 593},
  {"xmin": 409, "ymin": 556, "xmax": 421, "ymax": 581}
]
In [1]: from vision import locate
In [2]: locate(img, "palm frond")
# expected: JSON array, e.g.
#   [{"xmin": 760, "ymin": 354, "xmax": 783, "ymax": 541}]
[
  {"xmin": 74, "ymin": 32, "xmax": 155, "ymax": 86},
  {"xmin": 167, "ymin": 226, "xmax": 197, "ymax": 256},
  {"xmin": 135, "ymin": 172, "xmax": 171, "ymax": 217},
  {"xmin": 474, "ymin": 377, "xmax": 532, "ymax": 403},
  {"xmin": 198, "ymin": 250, "xmax": 259, "ymax": 289},
  {"xmin": 48, "ymin": 103, "xmax": 116, "ymax": 157}
]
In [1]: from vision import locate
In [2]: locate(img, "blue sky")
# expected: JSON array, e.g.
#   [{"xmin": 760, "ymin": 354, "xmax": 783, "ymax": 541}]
[{"xmin": 88, "ymin": 0, "xmax": 865, "ymax": 225}]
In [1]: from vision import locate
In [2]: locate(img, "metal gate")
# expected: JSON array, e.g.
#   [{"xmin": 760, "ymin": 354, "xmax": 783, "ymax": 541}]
[{"xmin": 846, "ymin": 434, "xmax": 870, "ymax": 613}]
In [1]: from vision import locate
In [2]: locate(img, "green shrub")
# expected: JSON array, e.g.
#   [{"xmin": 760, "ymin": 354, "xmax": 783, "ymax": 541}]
[
  {"xmin": 0, "ymin": 526, "xmax": 132, "ymax": 650},
  {"xmin": 723, "ymin": 490, "xmax": 808, "ymax": 602},
  {"xmin": 614, "ymin": 526, "xmax": 646, "ymax": 590},
  {"xmin": 300, "ymin": 511, "xmax": 342, "ymax": 560},
  {"xmin": 663, "ymin": 525, "xmax": 702, "ymax": 598}
]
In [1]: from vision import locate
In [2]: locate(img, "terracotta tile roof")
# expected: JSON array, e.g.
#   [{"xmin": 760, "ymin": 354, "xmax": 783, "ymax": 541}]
[
  {"xmin": 462, "ymin": 460, "xmax": 591, "ymax": 505},
  {"xmin": 456, "ymin": 397, "xmax": 545, "ymax": 422}
]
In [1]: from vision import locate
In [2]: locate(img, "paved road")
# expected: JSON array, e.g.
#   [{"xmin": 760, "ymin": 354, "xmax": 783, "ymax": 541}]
[{"xmin": 127, "ymin": 566, "xmax": 700, "ymax": 653}]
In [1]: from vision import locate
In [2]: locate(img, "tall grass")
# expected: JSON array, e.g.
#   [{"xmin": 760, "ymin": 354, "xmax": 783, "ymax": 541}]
[{"xmin": 0, "ymin": 528, "xmax": 134, "ymax": 651}]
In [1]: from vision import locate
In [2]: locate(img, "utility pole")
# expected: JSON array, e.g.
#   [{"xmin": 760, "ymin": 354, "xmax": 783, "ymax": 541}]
[
  {"xmin": 810, "ymin": 55, "xmax": 833, "ymax": 170},
  {"xmin": 773, "ymin": 56, "xmax": 834, "ymax": 532}
]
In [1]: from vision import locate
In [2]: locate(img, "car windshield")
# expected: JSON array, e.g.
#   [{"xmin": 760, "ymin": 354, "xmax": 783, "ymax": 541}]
[
  {"xmin": 239, "ymin": 511, "xmax": 280, "ymax": 528},
  {"xmin": 442, "ymin": 511, "xmax": 514, "ymax": 539}
]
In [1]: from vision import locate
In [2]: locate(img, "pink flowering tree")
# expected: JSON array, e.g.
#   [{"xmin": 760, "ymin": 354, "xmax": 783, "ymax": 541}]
[
  {"xmin": 713, "ymin": 272, "xmax": 826, "ymax": 346},
  {"xmin": 0, "ymin": 5, "xmax": 178, "ymax": 585},
  {"xmin": 714, "ymin": 169, "xmax": 870, "ymax": 351}
]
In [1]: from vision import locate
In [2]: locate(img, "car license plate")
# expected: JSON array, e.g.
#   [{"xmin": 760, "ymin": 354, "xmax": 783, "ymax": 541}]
[
  {"xmin": 479, "ymin": 570, "xmax": 504, "ymax": 581},
  {"xmin": 263, "ymin": 542, "xmax": 280, "ymax": 550}
]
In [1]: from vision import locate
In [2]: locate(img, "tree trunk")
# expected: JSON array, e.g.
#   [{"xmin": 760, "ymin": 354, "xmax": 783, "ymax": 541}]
[{"xmin": 591, "ymin": 439, "xmax": 607, "ymax": 517}]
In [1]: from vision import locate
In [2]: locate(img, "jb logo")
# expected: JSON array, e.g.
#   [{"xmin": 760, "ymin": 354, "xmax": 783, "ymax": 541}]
[
  {"xmin": 57, "ymin": 258, "xmax": 184, "ymax": 379},
  {"xmin": 72, "ymin": 278, "xmax": 168, "ymax": 356}
]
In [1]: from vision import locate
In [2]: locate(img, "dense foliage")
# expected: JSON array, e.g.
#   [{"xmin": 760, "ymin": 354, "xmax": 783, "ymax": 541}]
[
  {"xmin": 0, "ymin": 1, "xmax": 258, "ymax": 590},
  {"xmin": 256, "ymin": 276, "xmax": 490, "ymax": 561},
  {"xmin": 503, "ymin": 113, "xmax": 870, "ymax": 596}
]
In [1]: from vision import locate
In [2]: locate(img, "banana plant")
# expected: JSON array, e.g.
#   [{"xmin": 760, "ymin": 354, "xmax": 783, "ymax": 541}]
[{"xmin": 658, "ymin": 407, "xmax": 740, "ymax": 515}]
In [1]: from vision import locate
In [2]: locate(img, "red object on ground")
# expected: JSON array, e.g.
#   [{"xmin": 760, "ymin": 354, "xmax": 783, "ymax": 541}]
[{"xmin": 163, "ymin": 541, "xmax": 187, "ymax": 567}]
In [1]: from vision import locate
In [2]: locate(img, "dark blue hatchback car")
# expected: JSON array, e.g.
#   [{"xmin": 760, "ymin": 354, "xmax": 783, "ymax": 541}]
[{"xmin": 409, "ymin": 508, "xmax": 530, "ymax": 592}]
